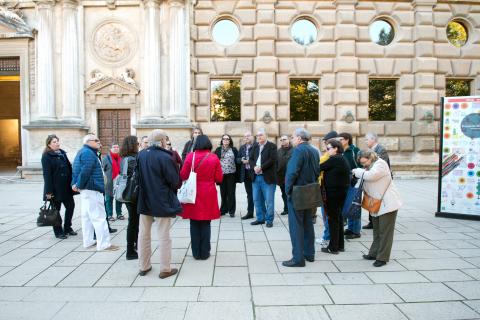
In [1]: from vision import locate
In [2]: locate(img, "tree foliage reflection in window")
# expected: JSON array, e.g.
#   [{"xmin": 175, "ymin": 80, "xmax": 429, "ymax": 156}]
[
  {"xmin": 446, "ymin": 79, "xmax": 471, "ymax": 97},
  {"xmin": 446, "ymin": 21, "xmax": 468, "ymax": 48},
  {"xmin": 210, "ymin": 80, "xmax": 241, "ymax": 121},
  {"xmin": 290, "ymin": 79, "xmax": 319, "ymax": 121},
  {"xmin": 369, "ymin": 79, "xmax": 396, "ymax": 121}
]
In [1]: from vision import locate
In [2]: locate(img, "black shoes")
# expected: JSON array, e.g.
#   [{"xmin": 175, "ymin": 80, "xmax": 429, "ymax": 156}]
[
  {"xmin": 126, "ymin": 251, "xmax": 138, "ymax": 260},
  {"xmin": 251, "ymin": 220, "xmax": 265, "ymax": 225},
  {"xmin": 266, "ymin": 222, "xmax": 273, "ymax": 228},
  {"xmin": 363, "ymin": 223, "xmax": 373, "ymax": 230},
  {"xmin": 321, "ymin": 247, "xmax": 339, "ymax": 255},
  {"xmin": 344, "ymin": 229, "xmax": 353, "ymax": 235},
  {"xmin": 345, "ymin": 233, "xmax": 361, "ymax": 239},
  {"xmin": 229, "ymin": 213, "xmax": 235, "ymax": 218},
  {"xmin": 304, "ymin": 256, "xmax": 314, "ymax": 262},
  {"xmin": 194, "ymin": 254, "xmax": 210, "ymax": 260},
  {"xmin": 373, "ymin": 260, "xmax": 386, "ymax": 267},
  {"xmin": 109, "ymin": 228, "xmax": 117, "ymax": 233},
  {"xmin": 280, "ymin": 211, "xmax": 288, "ymax": 216},
  {"xmin": 241, "ymin": 214, "xmax": 253, "ymax": 220},
  {"xmin": 138, "ymin": 266, "xmax": 152, "ymax": 276},
  {"xmin": 66, "ymin": 230, "xmax": 78, "ymax": 236},
  {"xmin": 363, "ymin": 254, "xmax": 376, "ymax": 260},
  {"xmin": 282, "ymin": 258, "xmax": 305, "ymax": 267},
  {"xmin": 55, "ymin": 234, "xmax": 67, "ymax": 239}
]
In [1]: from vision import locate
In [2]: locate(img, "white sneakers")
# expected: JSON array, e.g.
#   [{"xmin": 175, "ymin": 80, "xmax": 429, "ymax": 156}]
[{"xmin": 315, "ymin": 238, "xmax": 329, "ymax": 248}]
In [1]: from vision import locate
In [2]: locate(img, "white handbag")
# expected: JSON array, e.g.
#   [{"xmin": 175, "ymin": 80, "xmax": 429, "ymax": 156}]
[{"xmin": 177, "ymin": 152, "xmax": 197, "ymax": 204}]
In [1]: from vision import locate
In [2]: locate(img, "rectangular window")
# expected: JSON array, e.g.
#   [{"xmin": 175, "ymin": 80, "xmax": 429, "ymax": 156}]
[
  {"xmin": 210, "ymin": 79, "xmax": 241, "ymax": 121},
  {"xmin": 446, "ymin": 79, "xmax": 471, "ymax": 97},
  {"xmin": 368, "ymin": 79, "xmax": 396, "ymax": 121},
  {"xmin": 289, "ymin": 79, "xmax": 319, "ymax": 121}
]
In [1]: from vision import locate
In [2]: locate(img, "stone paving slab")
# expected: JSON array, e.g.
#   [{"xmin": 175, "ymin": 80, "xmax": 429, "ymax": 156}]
[{"xmin": 1, "ymin": 180, "xmax": 480, "ymax": 319}]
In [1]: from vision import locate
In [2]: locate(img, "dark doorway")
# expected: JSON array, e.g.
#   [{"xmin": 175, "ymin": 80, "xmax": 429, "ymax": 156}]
[{"xmin": 97, "ymin": 109, "xmax": 131, "ymax": 155}]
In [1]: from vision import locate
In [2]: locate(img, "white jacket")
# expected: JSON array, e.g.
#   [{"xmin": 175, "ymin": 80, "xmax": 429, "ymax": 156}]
[{"xmin": 352, "ymin": 158, "xmax": 402, "ymax": 217}]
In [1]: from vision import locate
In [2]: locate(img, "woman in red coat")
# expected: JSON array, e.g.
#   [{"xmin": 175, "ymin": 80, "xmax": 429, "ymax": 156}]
[{"xmin": 179, "ymin": 135, "xmax": 223, "ymax": 260}]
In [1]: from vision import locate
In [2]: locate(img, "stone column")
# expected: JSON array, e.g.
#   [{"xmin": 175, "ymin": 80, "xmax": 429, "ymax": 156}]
[
  {"xmin": 168, "ymin": 0, "xmax": 188, "ymax": 120},
  {"xmin": 34, "ymin": 0, "xmax": 56, "ymax": 119},
  {"xmin": 141, "ymin": 0, "xmax": 163, "ymax": 120},
  {"xmin": 61, "ymin": 0, "xmax": 80, "ymax": 120}
]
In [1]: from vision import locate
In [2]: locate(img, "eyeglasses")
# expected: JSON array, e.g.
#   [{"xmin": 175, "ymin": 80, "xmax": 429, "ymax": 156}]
[
  {"xmin": 166, "ymin": 143, "xmax": 171, "ymax": 146},
  {"xmin": 326, "ymin": 146, "xmax": 333, "ymax": 150},
  {"xmin": 280, "ymin": 138, "xmax": 288, "ymax": 141},
  {"xmin": 222, "ymin": 138, "xmax": 230, "ymax": 141},
  {"xmin": 88, "ymin": 139, "xmax": 100, "ymax": 143}
]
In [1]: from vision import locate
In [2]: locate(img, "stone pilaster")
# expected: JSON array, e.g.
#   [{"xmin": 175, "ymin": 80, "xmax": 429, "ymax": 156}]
[
  {"xmin": 34, "ymin": 0, "xmax": 56, "ymax": 120},
  {"xmin": 61, "ymin": 0, "xmax": 80, "ymax": 120},
  {"xmin": 168, "ymin": 0, "xmax": 189, "ymax": 121},
  {"xmin": 141, "ymin": 0, "xmax": 163, "ymax": 121}
]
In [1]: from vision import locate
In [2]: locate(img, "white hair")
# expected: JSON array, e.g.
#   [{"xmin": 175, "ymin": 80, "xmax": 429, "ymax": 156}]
[
  {"xmin": 257, "ymin": 128, "xmax": 267, "ymax": 137},
  {"xmin": 365, "ymin": 132, "xmax": 378, "ymax": 141},
  {"xmin": 82, "ymin": 133, "xmax": 96, "ymax": 144},
  {"xmin": 294, "ymin": 128, "xmax": 311, "ymax": 141}
]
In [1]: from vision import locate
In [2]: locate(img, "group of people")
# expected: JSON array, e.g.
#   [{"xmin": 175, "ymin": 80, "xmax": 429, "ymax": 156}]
[{"xmin": 41, "ymin": 126, "xmax": 401, "ymax": 280}]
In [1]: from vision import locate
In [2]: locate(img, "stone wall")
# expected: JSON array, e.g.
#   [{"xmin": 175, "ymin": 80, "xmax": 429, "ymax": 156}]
[{"xmin": 190, "ymin": 0, "xmax": 480, "ymax": 172}]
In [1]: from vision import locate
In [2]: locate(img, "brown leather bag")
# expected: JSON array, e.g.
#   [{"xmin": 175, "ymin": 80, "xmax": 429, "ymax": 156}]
[{"xmin": 361, "ymin": 179, "xmax": 392, "ymax": 213}]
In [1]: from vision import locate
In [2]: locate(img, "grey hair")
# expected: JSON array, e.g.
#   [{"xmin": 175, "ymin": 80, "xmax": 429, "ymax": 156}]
[
  {"xmin": 148, "ymin": 129, "xmax": 167, "ymax": 147},
  {"xmin": 294, "ymin": 128, "xmax": 311, "ymax": 141},
  {"xmin": 365, "ymin": 132, "xmax": 378, "ymax": 141},
  {"xmin": 257, "ymin": 128, "xmax": 267, "ymax": 137},
  {"xmin": 357, "ymin": 149, "xmax": 378, "ymax": 163},
  {"xmin": 82, "ymin": 133, "xmax": 96, "ymax": 144}
]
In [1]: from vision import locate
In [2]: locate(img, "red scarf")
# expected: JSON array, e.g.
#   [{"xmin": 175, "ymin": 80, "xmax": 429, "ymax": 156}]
[{"xmin": 111, "ymin": 152, "xmax": 121, "ymax": 179}]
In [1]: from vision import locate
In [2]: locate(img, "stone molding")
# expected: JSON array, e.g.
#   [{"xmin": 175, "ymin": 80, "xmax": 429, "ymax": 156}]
[{"xmin": 0, "ymin": 3, "xmax": 34, "ymax": 38}]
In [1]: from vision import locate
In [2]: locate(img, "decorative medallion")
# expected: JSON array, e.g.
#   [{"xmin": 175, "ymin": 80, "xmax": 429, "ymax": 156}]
[{"xmin": 91, "ymin": 21, "xmax": 136, "ymax": 66}]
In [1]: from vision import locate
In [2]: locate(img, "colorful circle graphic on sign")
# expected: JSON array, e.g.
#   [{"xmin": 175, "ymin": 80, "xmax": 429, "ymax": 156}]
[
  {"xmin": 444, "ymin": 133, "xmax": 450, "ymax": 139},
  {"xmin": 468, "ymin": 163, "xmax": 475, "ymax": 169},
  {"xmin": 468, "ymin": 171, "xmax": 475, "ymax": 177},
  {"xmin": 461, "ymin": 103, "xmax": 469, "ymax": 109},
  {"xmin": 466, "ymin": 192, "xmax": 474, "ymax": 199},
  {"xmin": 453, "ymin": 103, "xmax": 460, "ymax": 109},
  {"xmin": 461, "ymin": 113, "xmax": 480, "ymax": 139},
  {"xmin": 459, "ymin": 177, "xmax": 466, "ymax": 184},
  {"xmin": 477, "ymin": 171, "xmax": 480, "ymax": 177},
  {"xmin": 445, "ymin": 103, "xmax": 452, "ymax": 109}
]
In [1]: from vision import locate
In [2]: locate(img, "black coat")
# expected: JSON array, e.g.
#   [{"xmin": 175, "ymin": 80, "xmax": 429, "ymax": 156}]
[
  {"xmin": 136, "ymin": 146, "xmax": 182, "ymax": 218},
  {"xmin": 236, "ymin": 143, "xmax": 254, "ymax": 183},
  {"xmin": 214, "ymin": 146, "xmax": 240, "ymax": 181},
  {"xmin": 285, "ymin": 142, "xmax": 320, "ymax": 196},
  {"xmin": 276, "ymin": 145, "xmax": 293, "ymax": 185},
  {"xmin": 320, "ymin": 154, "xmax": 350, "ymax": 192},
  {"xmin": 181, "ymin": 139, "xmax": 194, "ymax": 161},
  {"xmin": 248, "ymin": 141, "xmax": 277, "ymax": 185},
  {"xmin": 41, "ymin": 149, "xmax": 74, "ymax": 202}
]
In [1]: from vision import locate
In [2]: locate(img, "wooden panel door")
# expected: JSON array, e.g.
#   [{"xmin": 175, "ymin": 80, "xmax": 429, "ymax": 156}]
[{"xmin": 98, "ymin": 109, "xmax": 131, "ymax": 154}]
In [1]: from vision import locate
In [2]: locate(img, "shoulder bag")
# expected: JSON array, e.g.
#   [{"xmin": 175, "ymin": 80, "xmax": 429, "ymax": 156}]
[
  {"xmin": 291, "ymin": 148, "xmax": 323, "ymax": 211},
  {"xmin": 122, "ymin": 157, "xmax": 138, "ymax": 203},
  {"xmin": 342, "ymin": 173, "xmax": 364, "ymax": 219},
  {"xmin": 37, "ymin": 200, "xmax": 62, "ymax": 227},
  {"xmin": 361, "ymin": 177, "xmax": 392, "ymax": 213},
  {"xmin": 113, "ymin": 157, "xmax": 130, "ymax": 203},
  {"xmin": 178, "ymin": 153, "xmax": 209, "ymax": 204}
]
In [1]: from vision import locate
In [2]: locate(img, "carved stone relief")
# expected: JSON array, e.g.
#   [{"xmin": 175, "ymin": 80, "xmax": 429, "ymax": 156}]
[
  {"xmin": 91, "ymin": 20, "xmax": 136, "ymax": 66},
  {"xmin": 0, "ymin": 1, "xmax": 34, "ymax": 38}
]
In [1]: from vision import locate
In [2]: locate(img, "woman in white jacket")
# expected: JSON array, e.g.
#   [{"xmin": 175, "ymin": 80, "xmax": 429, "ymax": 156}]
[{"xmin": 352, "ymin": 150, "xmax": 402, "ymax": 267}]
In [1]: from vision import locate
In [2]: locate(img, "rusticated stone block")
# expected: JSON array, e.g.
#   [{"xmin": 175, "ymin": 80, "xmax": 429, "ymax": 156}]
[
  {"xmin": 214, "ymin": 58, "xmax": 237, "ymax": 75},
  {"xmin": 374, "ymin": 59, "xmax": 395, "ymax": 76},
  {"xmin": 198, "ymin": 91, "xmax": 209, "ymax": 105},
  {"xmin": 242, "ymin": 106, "xmax": 256, "ymax": 121},
  {"xmin": 334, "ymin": 58, "xmax": 359, "ymax": 72},
  {"xmin": 321, "ymin": 90, "xmax": 334, "ymax": 105},
  {"xmin": 195, "ymin": 74, "xmax": 209, "ymax": 90},
  {"xmin": 195, "ymin": 106, "xmax": 210, "ymax": 122},
  {"xmin": 319, "ymin": 27, "xmax": 335, "ymax": 41},
  {"xmin": 257, "ymin": 40, "xmax": 275, "ymax": 56},
  {"xmin": 335, "ymin": 24, "xmax": 358, "ymax": 40},
  {"xmin": 412, "ymin": 122, "xmax": 439, "ymax": 136},
  {"xmin": 242, "ymin": 73, "xmax": 256, "ymax": 90},
  {"xmin": 378, "ymin": 137, "xmax": 399, "ymax": 151},
  {"xmin": 279, "ymin": 90, "xmax": 289, "ymax": 105},
  {"xmin": 385, "ymin": 43, "xmax": 415, "ymax": 58},
  {"xmin": 357, "ymin": 74, "xmax": 368, "ymax": 89},
  {"xmin": 226, "ymin": 42, "xmax": 256, "ymax": 57},
  {"xmin": 434, "ymin": 43, "xmax": 460, "ymax": 59},
  {"xmin": 336, "ymin": 40, "xmax": 355, "ymax": 57},
  {"xmin": 254, "ymin": 24, "xmax": 277, "ymax": 39},
  {"xmin": 201, "ymin": 122, "xmax": 226, "ymax": 135},
  {"xmin": 195, "ymin": 42, "xmax": 225, "ymax": 57},
  {"xmin": 191, "ymin": 90, "xmax": 198, "ymax": 105},
  {"xmin": 322, "ymin": 74, "xmax": 336, "ymax": 89},
  {"xmin": 198, "ymin": 59, "xmax": 215, "ymax": 73},
  {"xmin": 334, "ymin": 90, "xmax": 359, "ymax": 105},
  {"xmin": 399, "ymin": 74, "xmax": 414, "ymax": 89},
  {"xmin": 236, "ymin": 9, "xmax": 257, "ymax": 25},
  {"xmin": 399, "ymin": 137, "xmax": 414, "ymax": 151},
  {"xmin": 280, "ymin": 122, "xmax": 306, "ymax": 137},
  {"xmin": 236, "ymin": 59, "xmax": 254, "ymax": 73},
  {"xmin": 412, "ymin": 90, "xmax": 437, "ymax": 104},
  {"xmin": 213, "ymin": 1, "xmax": 236, "ymax": 14},
  {"xmin": 414, "ymin": 26, "xmax": 436, "ymax": 41},
  {"xmin": 399, "ymin": 90, "xmax": 412, "ymax": 105},
  {"xmin": 393, "ymin": 59, "xmax": 413, "ymax": 75},
  {"xmin": 393, "ymin": 11, "xmax": 414, "ymax": 26},
  {"xmin": 241, "ymin": 26, "xmax": 254, "ymax": 41},
  {"xmin": 275, "ymin": 42, "xmax": 305, "ymax": 57},
  {"xmin": 253, "ymin": 121, "xmax": 279, "ymax": 137},
  {"xmin": 275, "ymin": 9, "xmax": 297, "ymax": 25},
  {"xmin": 254, "ymin": 89, "xmax": 279, "ymax": 104},
  {"xmin": 416, "ymin": 41, "xmax": 434, "ymax": 58},
  {"xmin": 385, "ymin": 122, "xmax": 411, "ymax": 136},
  {"xmin": 314, "ymin": 10, "xmax": 337, "ymax": 25},
  {"xmin": 356, "ymin": 105, "xmax": 369, "ymax": 121},
  {"xmin": 334, "ymin": 121, "xmax": 360, "ymax": 136},
  {"xmin": 315, "ymin": 59, "xmax": 334, "ymax": 73},
  {"xmin": 415, "ymin": 11, "xmax": 433, "ymax": 26},
  {"xmin": 242, "ymin": 90, "xmax": 254, "ymax": 106},
  {"xmin": 276, "ymin": 73, "xmax": 289, "ymax": 89},
  {"xmin": 354, "ymin": 10, "xmax": 376, "ymax": 25},
  {"xmin": 415, "ymin": 73, "xmax": 435, "ymax": 89},
  {"xmin": 414, "ymin": 58, "xmax": 437, "ymax": 73},
  {"xmin": 306, "ymin": 123, "xmax": 334, "ymax": 135},
  {"xmin": 224, "ymin": 122, "xmax": 253, "ymax": 136},
  {"xmin": 277, "ymin": 26, "xmax": 291, "ymax": 41},
  {"xmin": 337, "ymin": 105, "xmax": 356, "ymax": 121},
  {"xmin": 254, "ymin": 57, "xmax": 278, "ymax": 72},
  {"xmin": 415, "ymin": 105, "xmax": 435, "ymax": 121},
  {"xmin": 276, "ymin": 105, "xmax": 289, "ymax": 121},
  {"xmin": 415, "ymin": 136, "xmax": 435, "ymax": 152},
  {"xmin": 306, "ymin": 42, "xmax": 336, "ymax": 58},
  {"xmin": 360, "ymin": 122, "xmax": 384, "ymax": 135},
  {"xmin": 278, "ymin": 58, "xmax": 294, "ymax": 73},
  {"xmin": 336, "ymin": 72, "xmax": 356, "ymax": 89},
  {"xmin": 433, "ymin": 11, "xmax": 451, "ymax": 26},
  {"xmin": 359, "ymin": 59, "xmax": 375, "ymax": 73},
  {"xmin": 197, "ymin": 26, "xmax": 210, "ymax": 41},
  {"xmin": 451, "ymin": 60, "xmax": 472, "ymax": 77},
  {"xmin": 356, "ymin": 43, "xmax": 384, "ymax": 58},
  {"xmin": 256, "ymin": 104, "xmax": 276, "ymax": 120},
  {"xmin": 337, "ymin": 10, "xmax": 354, "ymax": 24},
  {"xmin": 437, "ymin": 59, "xmax": 453, "ymax": 74},
  {"xmin": 194, "ymin": 9, "xmax": 216, "ymax": 25},
  {"xmin": 296, "ymin": 58, "xmax": 318, "ymax": 75},
  {"xmin": 359, "ymin": 91, "xmax": 368, "ymax": 105},
  {"xmin": 321, "ymin": 106, "xmax": 336, "ymax": 121},
  {"xmin": 258, "ymin": 9, "xmax": 274, "ymax": 23},
  {"xmin": 357, "ymin": 26, "xmax": 370, "ymax": 42},
  {"xmin": 398, "ymin": 105, "xmax": 415, "ymax": 121}
]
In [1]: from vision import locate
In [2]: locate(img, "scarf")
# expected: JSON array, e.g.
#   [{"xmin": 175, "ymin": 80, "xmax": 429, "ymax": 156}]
[{"xmin": 111, "ymin": 152, "xmax": 121, "ymax": 179}]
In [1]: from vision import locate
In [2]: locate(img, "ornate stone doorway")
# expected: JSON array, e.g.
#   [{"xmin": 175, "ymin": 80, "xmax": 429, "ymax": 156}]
[
  {"xmin": 97, "ymin": 109, "xmax": 131, "ymax": 155},
  {"xmin": 0, "ymin": 57, "xmax": 21, "ymax": 169}
]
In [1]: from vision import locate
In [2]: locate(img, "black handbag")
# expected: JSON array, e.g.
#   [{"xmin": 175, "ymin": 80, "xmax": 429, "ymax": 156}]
[
  {"xmin": 37, "ymin": 201, "xmax": 62, "ymax": 227},
  {"xmin": 291, "ymin": 149, "xmax": 323, "ymax": 211},
  {"xmin": 123, "ymin": 168, "xmax": 139, "ymax": 203}
]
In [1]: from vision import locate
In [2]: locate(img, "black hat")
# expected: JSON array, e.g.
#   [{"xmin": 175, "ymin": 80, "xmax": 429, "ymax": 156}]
[{"xmin": 323, "ymin": 131, "xmax": 338, "ymax": 141}]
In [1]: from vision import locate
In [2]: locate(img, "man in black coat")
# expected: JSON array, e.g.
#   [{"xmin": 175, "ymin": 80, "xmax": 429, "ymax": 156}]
[
  {"xmin": 283, "ymin": 128, "xmax": 320, "ymax": 267},
  {"xmin": 249, "ymin": 128, "xmax": 277, "ymax": 228},
  {"xmin": 237, "ymin": 131, "xmax": 255, "ymax": 220},
  {"xmin": 137, "ymin": 129, "xmax": 183, "ymax": 279},
  {"xmin": 276, "ymin": 135, "xmax": 293, "ymax": 216}
]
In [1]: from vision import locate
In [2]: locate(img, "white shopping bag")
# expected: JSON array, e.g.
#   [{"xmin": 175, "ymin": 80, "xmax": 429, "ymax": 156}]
[{"xmin": 178, "ymin": 152, "xmax": 197, "ymax": 204}]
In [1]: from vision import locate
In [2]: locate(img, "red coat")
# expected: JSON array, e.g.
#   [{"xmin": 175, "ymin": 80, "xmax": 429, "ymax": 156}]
[{"xmin": 179, "ymin": 150, "xmax": 223, "ymax": 220}]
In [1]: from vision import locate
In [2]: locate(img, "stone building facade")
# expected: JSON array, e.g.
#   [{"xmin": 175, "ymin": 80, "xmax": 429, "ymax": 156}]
[{"xmin": 0, "ymin": 0, "xmax": 479, "ymax": 175}]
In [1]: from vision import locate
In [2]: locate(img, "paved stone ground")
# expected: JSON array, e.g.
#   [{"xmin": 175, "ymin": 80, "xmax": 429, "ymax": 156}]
[{"xmin": 1, "ymin": 179, "xmax": 480, "ymax": 320}]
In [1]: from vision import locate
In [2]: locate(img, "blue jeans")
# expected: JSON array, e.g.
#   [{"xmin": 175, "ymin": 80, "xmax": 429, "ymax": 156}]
[
  {"xmin": 347, "ymin": 217, "xmax": 361, "ymax": 234},
  {"xmin": 252, "ymin": 175, "xmax": 276, "ymax": 223},
  {"xmin": 288, "ymin": 199, "xmax": 315, "ymax": 263},
  {"xmin": 321, "ymin": 207, "xmax": 330, "ymax": 241},
  {"xmin": 105, "ymin": 195, "xmax": 123, "ymax": 218}
]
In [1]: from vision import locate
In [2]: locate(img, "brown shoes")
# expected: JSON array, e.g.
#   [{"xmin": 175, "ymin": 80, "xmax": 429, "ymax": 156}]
[{"xmin": 159, "ymin": 268, "xmax": 178, "ymax": 279}]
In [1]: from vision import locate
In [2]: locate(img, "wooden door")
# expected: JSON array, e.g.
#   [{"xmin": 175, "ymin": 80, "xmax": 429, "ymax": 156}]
[{"xmin": 97, "ymin": 109, "xmax": 131, "ymax": 154}]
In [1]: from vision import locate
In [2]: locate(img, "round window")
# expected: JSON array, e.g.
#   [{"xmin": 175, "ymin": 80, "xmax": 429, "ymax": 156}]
[
  {"xmin": 212, "ymin": 19, "xmax": 240, "ymax": 46},
  {"xmin": 369, "ymin": 20, "xmax": 395, "ymax": 46},
  {"xmin": 446, "ymin": 20, "xmax": 468, "ymax": 47},
  {"xmin": 291, "ymin": 19, "xmax": 317, "ymax": 46}
]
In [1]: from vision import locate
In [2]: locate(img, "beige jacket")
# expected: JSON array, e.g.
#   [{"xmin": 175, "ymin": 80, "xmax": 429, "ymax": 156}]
[{"xmin": 352, "ymin": 158, "xmax": 402, "ymax": 217}]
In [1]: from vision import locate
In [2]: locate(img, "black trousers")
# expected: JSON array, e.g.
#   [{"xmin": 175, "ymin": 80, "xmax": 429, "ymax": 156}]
[
  {"xmin": 52, "ymin": 197, "xmax": 75, "ymax": 236},
  {"xmin": 326, "ymin": 190, "xmax": 347, "ymax": 252},
  {"xmin": 244, "ymin": 174, "xmax": 254, "ymax": 215},
  {"xmin": 190, "ymin": 220, "xmax": 211, "ymax": 259},
  {"xmin": 125, "ymin": 202, "xmax": 139, "ymax": 253},
  {"xmin": 220, "ymin": 173, "xmax": 236, "ymax": 215},
  {"xmin": 280, "ymin": 184, "xmax": 288, "ymax": 213}
]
